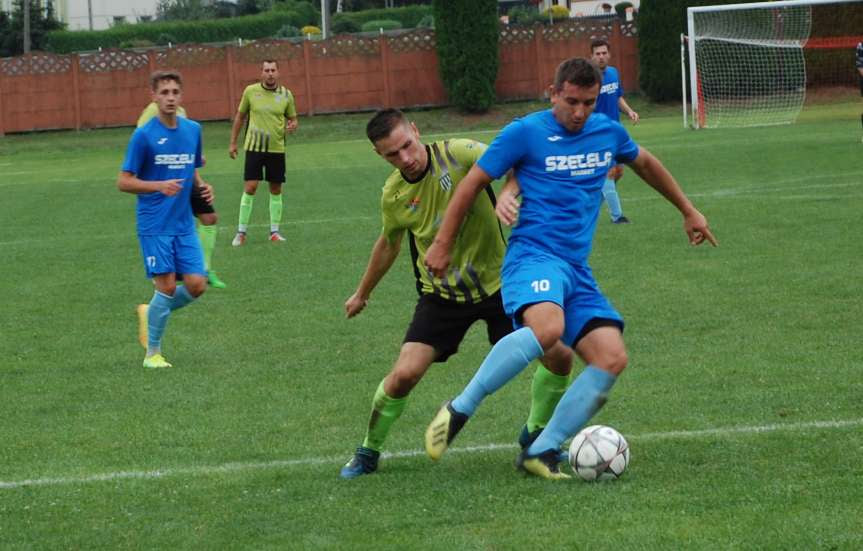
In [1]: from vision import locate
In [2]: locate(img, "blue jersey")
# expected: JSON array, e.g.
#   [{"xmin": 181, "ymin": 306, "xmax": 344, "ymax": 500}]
[
  {"xmin": 121, "ymin": 116, "xmax": 203, "ymax": 236},
  {"xmin": 478, "ymin": 109, "xmax": 639, "ymax": 267},
  {"xmin": 594, "ymin": 66, "xmax": 623, "ymax": 121}
]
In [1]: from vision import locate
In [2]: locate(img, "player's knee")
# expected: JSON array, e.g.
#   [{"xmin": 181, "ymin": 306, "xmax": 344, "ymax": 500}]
[
  {"xmin": 540, "ymin": 343, "xmax": 573, "ymax": 376},
  {"xmin": 386, "ymin": 368, "xmax": 420, "ymax": 398},
  {"xmin": 532, "ymin": 326, "xmax": 564, "ymax": 352},
  {"xmin": 198, "ymin": 213, "xmax": 217, "ymax": 225},
  {"xmin": 596, "ymin": 347, "xmax": 627, "ymax": 376},
  {"xmin": 186, "ymin": 279, "xmax": 207, "ymax": 297}
]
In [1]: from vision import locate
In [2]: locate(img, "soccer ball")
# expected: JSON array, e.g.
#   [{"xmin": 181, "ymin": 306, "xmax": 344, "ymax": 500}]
[{"xmin": 568, "ymin": 425, "xmax": 630, "ymax": 481}]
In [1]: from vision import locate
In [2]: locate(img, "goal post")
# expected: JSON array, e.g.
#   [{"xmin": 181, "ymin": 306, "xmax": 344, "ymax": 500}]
[{"xmin": 685, "ymin": 0, "xmax": 863, "ymax": 129}]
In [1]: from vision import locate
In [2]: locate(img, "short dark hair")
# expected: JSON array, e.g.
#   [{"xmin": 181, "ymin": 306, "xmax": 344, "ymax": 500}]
[
  {"xmin": 553, "ymin": 57, "xmax": 602, "ymax": 92},
  {"xmin": 590, "ymin": 38, "xmax": 610, "ymax": 53},
  {"xmin": 262, "ymin": 59, "xmax": 278, "ymax": 67},
  {"xmin": 150, "ymin": 70, "xmax": 182, "ymax": 91},
  {"xmin": 366, "ymin": 108, "xmax": 408, "ymax": 144}
]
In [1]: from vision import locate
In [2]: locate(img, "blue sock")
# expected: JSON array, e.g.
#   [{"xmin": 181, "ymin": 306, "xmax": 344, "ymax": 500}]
[
  {"xmin": 602, "ymin": 179, "xmax": 623, "ymax": 220},
  {"xmin": 527, "ymin": 365, "xmax": 616, "ymax": 455},
  {"xmin": 451, "ymin": 327, "xmax": 543, "ymax": 417},
  {"xmin": 169, "ymin": 285, "xmax": 195, "ymax": 311},
  {"xmin": 147, "ymin": 291, "xmax": 173, "ymax": 356}
]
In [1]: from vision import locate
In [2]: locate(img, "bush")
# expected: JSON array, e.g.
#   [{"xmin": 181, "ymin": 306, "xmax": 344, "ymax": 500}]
[
  {"xmin": 118, "ymin": 39, "xmax": 155, "ymax": 49},
  {"xmin": 415, "ymin": 14, "xmax": 434, "ymax": 29},
  {"xmin": 274, "ymin": 24, "xmax": 300, "ymax": 38},
  {"xmin": 360, "ymin": 19, "xmax": 402, "ymax": 33},
  {"xmin": 332, "ymin": 5, "xmax": 432, "ymax": 30},
  {"xmin": 507, "ymin": 5, "xmax": 540, "ymax": 26},
  {"xmin": 433, "ymin": 0, "xmax": 498, "ymax": 112},
  {"xmin": 540, "ymin": 5, "xmax": 570, "ymax": 22},
  {"xmin": 44, "ymin": 8, "xmax": 316, "ymax": 53},
  {"xmin": 331, "ymin": 19, "xmax": 360, "ymax": 34},
  {"xmin": 615, "ymin": 2, "xmax": 634, "ymax": 18}
]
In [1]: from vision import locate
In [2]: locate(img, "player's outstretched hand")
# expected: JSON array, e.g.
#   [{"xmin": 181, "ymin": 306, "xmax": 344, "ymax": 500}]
[
  {"xmin": 628, "ymin": 110, "xmax": 640, "ymax": 124},
  {"xmin": 496, "ymin": 189, "xmax": 521, "ymax": 226},
  {"xmin": 198, "ymin": 181, "xmax": 214, "ymax": 204},
  {"xmin": 684, "ymin": 209, "xmax": 717, "ymax": 247},
  {"xmin": 345, "ymin": 292, "xmax": 369, "ymax": 318},
  {"xmin": 228, "ymin": 143, "xmax": 238, "ymax": 159},
  {"xmin": 424, "ymin": 242, "xmax": 451, "ymax": 279},
  {"xmin": 159, "ymin": 179, "xmax": 184, "ymax": 196}
]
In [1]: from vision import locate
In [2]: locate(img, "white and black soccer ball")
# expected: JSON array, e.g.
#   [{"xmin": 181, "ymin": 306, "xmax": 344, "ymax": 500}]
[{"xmin": 568, "ymin": 425, "xmax": 630, "ymax": 481}]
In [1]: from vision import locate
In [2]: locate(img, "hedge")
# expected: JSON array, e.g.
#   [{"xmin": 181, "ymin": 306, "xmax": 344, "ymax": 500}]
[
  {"xmin": 44, "ymin": 9, "xmax": 317, "ymax": 53},
  {"xmin": 433, "ymin": 0, "xmax": 498, "ymax": 112},
  {"xmin": 332, "ymin": 5, "xmax": 432, "ymax": 30}
]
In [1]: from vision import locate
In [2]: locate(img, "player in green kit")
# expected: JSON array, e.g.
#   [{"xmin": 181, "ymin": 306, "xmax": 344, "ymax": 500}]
[
  {"xmin": 137, "ymin": 102, "xmax": 226, "ymax": 289},
  {"xmin": 229, "ymin": 59, "xmax": 298, "ymax": 245},
  {"xmin": 339, "ymin": 109, "xmax": 574, "ymax": 479}
]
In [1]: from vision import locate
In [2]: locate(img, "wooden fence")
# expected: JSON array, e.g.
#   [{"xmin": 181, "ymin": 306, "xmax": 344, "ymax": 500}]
[{"xmin": 0, "ymin": 19, "xmax": 638, "ymax": 135}]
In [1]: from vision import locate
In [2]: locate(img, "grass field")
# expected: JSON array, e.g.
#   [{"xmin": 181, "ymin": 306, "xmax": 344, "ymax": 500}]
[{"xmin": 1, "ymin": 97, "xmax": 862, "ymax": 549}]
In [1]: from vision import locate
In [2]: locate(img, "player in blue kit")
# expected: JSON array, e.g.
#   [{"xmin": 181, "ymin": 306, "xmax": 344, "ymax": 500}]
[
  {"xmin": 423, "ymin": 57, "xmax": 717, "ymax": 479},
  {"xmin": 591, "ymin": 39, "xmax": 639, "ymax": 224},
  {"xmin": 118, "ymin": 70, "xmax": 208, "ymax": 369}
]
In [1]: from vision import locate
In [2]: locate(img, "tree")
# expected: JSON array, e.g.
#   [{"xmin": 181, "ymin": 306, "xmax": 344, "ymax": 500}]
[
  {"xmin": 0, "ymin": 0, "xmax": 64, "ymax": 57},
  {"xmin": 433, "ymin": 0, "xmax": 499, "ymax": 112}
]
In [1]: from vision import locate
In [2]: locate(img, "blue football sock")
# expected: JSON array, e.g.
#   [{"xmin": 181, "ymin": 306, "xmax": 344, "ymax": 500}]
[
  {"xmin": 451, "ymin": 327, "xmax": 543, "ymax": 417},
  {"xmin": 527, "ymin": 365, "xmax": 616, "ymax": 456},
  {"xmin": 147, "ymin": 291, "xmax": 173, "ymax": 356},
  {"xmin": 169, "ymin": 284, "xmax": 195, "ymax": 311},
  {"xmin": 602, "ymin": 178, "xmax": 623, "ymax": 220}
]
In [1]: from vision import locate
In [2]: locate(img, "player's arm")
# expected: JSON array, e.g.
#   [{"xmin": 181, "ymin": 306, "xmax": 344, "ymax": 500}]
[
  {"xmin": 496, "ymin": 170, "xmax": 521, "ymax": 226},
  {"xmin": 618, "ymin": 96, "xmax": 639, "ymax": 123},
  {"xmin": 425, "ymin": 164, "xmax": 494, "ymax": 277},
  {"xmin": 117, "ymin": 171, "xmax": 183, "ymax": 196},
  {"xmin": 285, "ymin": 116, "xmax": 298, "ymax": 133},
  {"xmin": 627, "ymin": 146, "xmax": 716, "ymax": 246},
  {"xmin": 345, "ymin": 232, "xmax": 404, "ymax": 318},
  {"xmin": 229, "ymin": 111, "xmax": 247, "ymax": 159}
]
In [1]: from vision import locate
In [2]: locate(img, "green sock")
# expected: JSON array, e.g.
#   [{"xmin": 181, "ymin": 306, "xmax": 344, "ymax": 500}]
[
  {"xmin": 269, "ymin": 193, "xmax": 283, "ymax": 231},
  {"xmin": 197, "ymin": 223, "xmax": 217, "ymax": 271},
  {"xmin": 526, "ymin": 364, "xmax": 571, "ymax": 433},
  {"xmin": 238, "ymin": 192, "xmax": 254, "ymax": 231},
  {"xmin": 361, "ymin": 379, "xmax": 408, "ymax": 452}
]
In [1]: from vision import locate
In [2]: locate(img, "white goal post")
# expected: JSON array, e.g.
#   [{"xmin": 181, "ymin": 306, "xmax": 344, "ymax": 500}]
[{"xmin": 684, "ymin": 0, "xmax": 863, "ymax": 129}]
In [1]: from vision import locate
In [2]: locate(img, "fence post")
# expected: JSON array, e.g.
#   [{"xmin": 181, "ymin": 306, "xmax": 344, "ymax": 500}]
[
  {"xmin": 71, "ymin": 53, "xmax": 82, "ymax": 131},
  {"xmin": 379, "ymin": 34, "xmax": 392, "ymax": 109},
  {"xmin": 226, "ymin": 45, "xmax": 237, "ymax": 118},
  {"xmin": 0, "ymin": 65, "xmax": 5, "ymax": 136},
  {"xmin": 302, "ymin": 39, "xmax": 314, "ymax": 116},
  {"xmin": 533, "ymin": 24, "xmax": 545, "ymax": 98}
]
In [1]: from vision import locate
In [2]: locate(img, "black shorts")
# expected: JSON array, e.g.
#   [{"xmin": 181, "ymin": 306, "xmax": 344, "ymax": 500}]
[
  {"xmin": 403, "ymin": 291, "xmax": 513, "ymax": 363},
  {"xmin": 191, "ymin": 184, "xmax": 215, "ymax": 216},
  {"xmin": 244, "ymin": 151, "xmax": 286, "ymax": 183}
]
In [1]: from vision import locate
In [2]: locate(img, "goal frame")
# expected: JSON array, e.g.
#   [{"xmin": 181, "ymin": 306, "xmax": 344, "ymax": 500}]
[{"xmin": 684, "ymin": 0, "xmax": 862, "ymax": 129}]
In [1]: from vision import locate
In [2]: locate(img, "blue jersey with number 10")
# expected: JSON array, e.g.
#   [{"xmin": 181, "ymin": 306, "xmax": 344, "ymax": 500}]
[
  {"xmin": 121, "ymin": 116, "xmax": 203, "ymax": 236},
  {"xmin": 477, "ymin": 109, "xmax": 639, "ymax": 267}
]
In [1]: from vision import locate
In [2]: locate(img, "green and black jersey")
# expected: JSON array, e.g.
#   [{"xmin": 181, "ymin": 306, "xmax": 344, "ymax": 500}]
[
  {"xmin": 381, "ymin": 139, "xmax": 505, "ymax": 304},
  {"xmin": 238, "ymin": 83, "xmax": 297, "ymax": 153},
  {"xmin": 136, "ymin": 102, "xmax": 187, "ymax": 127}
]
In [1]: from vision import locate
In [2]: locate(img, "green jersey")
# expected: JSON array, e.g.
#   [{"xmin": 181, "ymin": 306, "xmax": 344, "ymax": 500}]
[
  {"xmin": 136, "ymin": 102, "xmax": 187, "ymax": 127},
  {"xmin": 381, "ymin": 139, "xmax": 505, "ymax": 304},
  {"xmin": 238, "ymin": 83, "xmax": 297, "ymax": 153}
]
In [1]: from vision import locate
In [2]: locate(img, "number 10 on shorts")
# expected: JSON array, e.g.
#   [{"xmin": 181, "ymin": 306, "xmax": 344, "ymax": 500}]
[{"xmin": 531, "ymin": 279, "xmax": 550, "ymax": 292}]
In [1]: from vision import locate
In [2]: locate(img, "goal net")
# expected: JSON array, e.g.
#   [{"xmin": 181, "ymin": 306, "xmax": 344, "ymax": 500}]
[{"xmin": 685, "ymin": 0, "xmax": 863, "ymax": 129}]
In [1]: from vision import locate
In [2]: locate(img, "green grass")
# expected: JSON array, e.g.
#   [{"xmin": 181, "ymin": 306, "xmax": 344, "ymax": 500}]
[{"xmin": 1, "ymin": 98, "xmax": 862, "ymax": 549}]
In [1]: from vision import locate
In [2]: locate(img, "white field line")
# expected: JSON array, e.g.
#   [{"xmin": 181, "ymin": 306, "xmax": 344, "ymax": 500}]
[{"xmin": 1, "ymin": 417, "xmax": 859, "ymax": 491}]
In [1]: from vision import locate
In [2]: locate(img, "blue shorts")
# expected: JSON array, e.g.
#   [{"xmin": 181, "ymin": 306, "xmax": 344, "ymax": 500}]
[
  {"xmin": 138, "ymin": 233, "xmax": 205, "ymax": 279},
  {"xmin": 501, "ymin": 252, "xmax": 622, "ymax": 347}
]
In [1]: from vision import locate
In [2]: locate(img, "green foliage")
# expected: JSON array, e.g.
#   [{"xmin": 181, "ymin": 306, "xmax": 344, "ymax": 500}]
[
  {"xmin": 0, "ymin": 0, "xmax": 65, "ymax": 57},
  {"xmin": 360, "ymin": 19, "xmax": 402, "ymax": 32},
  {"xmin": 331, "ymin": 18, "xmax": 361, "ymax": 34},
  {"xmin": 43, "ymin": 8, "xmax": 316, "ymax": 53},
  {"xmin": 507, "ymin": 5, "xmax": 541, "ymax": 26},
  {"xmin": 332, "ymin": 4, "xmax": 432, "ymax": 30},
  {"xmin": 614, "ymin": 2, "xmax": 633, "ymax": 18},
  {"xmin": 415, "ymin": 14, "xmax": 434, "ymax": 29},
  {"xmin": 433, "ymin": 0, "xmax": 498, "ymax": 113},
  {"xmin": 273, "ymin": 23, "xmax": 301, "ymax": 38},
  {"xmin": 118, "ymin": 38, "xmax": 156, "ymax": 49}
]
